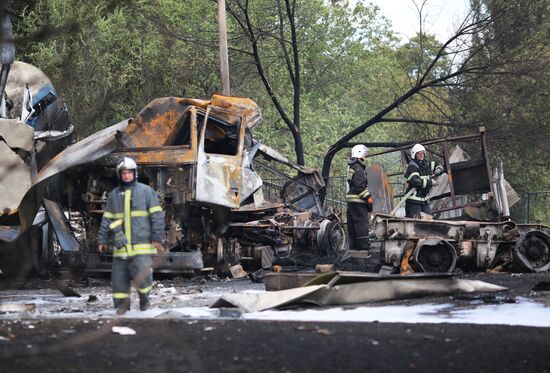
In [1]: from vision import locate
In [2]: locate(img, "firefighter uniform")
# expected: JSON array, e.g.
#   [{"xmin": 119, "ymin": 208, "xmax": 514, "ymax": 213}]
[
  {"xmin": 97, "ymin": 181, "xmax": 164, "ymax": 312},
  {"xmin": 346, "ymin": 158, "xmax": 372, "ymax": 250},
  {"xmin": 404, "ymin": 159, "xmax": 438, "ymax": 218}
]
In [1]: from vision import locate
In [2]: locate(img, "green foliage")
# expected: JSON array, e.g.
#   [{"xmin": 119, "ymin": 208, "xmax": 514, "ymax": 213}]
[
  {"xmin": 12, "ymin": 0, "xmax": 548, "ymax": 205},
  {"xmin": 16, "ymin": 0, "xmax": 220, "ymax": 137},
  {"xmin": 395, "ymin": 33, "xmax": 452, "ymax": 81},
  {"xmin": 451, "ymin": 0, "xmax": 550, "ymax": 203},
  {"xmin": 226, "ymin": 0, "xmax": 408, "ymax": 170},
  {"xmin": 14, "ymin": 0, "xmax": 416, "ymax": 167}
]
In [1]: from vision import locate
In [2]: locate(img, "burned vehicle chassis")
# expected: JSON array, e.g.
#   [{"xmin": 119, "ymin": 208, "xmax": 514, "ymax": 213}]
[
  {"xmin": 51, "ymin": 96, "xmax": 346, "ymax": 274},
  {"xmin": 360, "ymin": 129, "xmax": 550, "ymax": 274},
  {"xmin": 5, "ymin": 96, "xmax": 548, "ymax": 277},
  {"xmin": 374, "ymin": 215, "xmax": 550, "ymax": 274}
]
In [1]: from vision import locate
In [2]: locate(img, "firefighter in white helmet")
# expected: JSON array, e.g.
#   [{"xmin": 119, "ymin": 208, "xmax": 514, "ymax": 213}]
[
  {"xmin": 97, "ymin": 157, "xmax": 165, "ymax": 314},
  {"xmin": 345, "ymin": 144, "xmax": 373, "ymax": 251},
  {"xmin": 404, "ymin": 144, "xmax": 445, "ymax": 218}
]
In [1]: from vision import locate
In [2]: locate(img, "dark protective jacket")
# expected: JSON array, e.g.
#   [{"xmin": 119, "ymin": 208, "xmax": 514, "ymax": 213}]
[
  {"xmin": 345, "ymin": 158, "xmax": 371, "ymax": 250},
  {"xmin": 345, "ymin": 158, "xmax": 370, "ymax": 203},
  {"xmin": 404, "ymin": 159, "xmax": 438, "ymax": 204},
  {"xmin": 97, "ymin": 181, "xmax": 164, "ymax": 258}
]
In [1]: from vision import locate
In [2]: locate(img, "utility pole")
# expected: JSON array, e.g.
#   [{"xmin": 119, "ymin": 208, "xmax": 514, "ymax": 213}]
[{"xmin": 217, "ymin": 0, "xmax": 230, "ymax": 95}]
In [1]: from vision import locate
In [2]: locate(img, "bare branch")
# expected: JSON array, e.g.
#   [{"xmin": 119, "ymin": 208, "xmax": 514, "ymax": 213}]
[
  {"xmin": 227, "ymin": 0, "xmax": 300, "ymax": 158},
  {"xmin": 276, "ymin": 0, "xmax": 295, "ymax": 82},
  {"xmin": 379, "ymin": 118, "xmax": 467, "ymax": 127}
]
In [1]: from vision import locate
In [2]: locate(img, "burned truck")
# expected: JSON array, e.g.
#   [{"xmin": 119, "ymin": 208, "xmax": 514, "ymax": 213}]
[
  {"xmin": 0, "ymin": 63, "xmax": 73, "ymax": 278},
  {"xmin": 30, "ymin": 95, "xmax": 346, "ymax": 275},
  {"xmin": 0, "ymin": 5, "xmax": 75, "ymax": 277},
  {"xmin": 337, "ymin": 129, "xmax": 550, "ymax": 274},
  {"xmin": 2, "ymin": 84, "xmax": 547, "ymax": 278}
]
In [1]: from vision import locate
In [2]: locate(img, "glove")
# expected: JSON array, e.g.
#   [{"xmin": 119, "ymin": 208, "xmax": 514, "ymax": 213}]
[
  {"xmin": 110, "ymin": 221, "xmax": 128, "ymax": 250},
  {"xmin": 113, "ymin": 230, "xmax": 128, "ymax": 250},
  {"xmin": 366, "ymin": 196, "xmax": 374, "ymax": 212},
  {"xmin": 109, "ymin": 219, "xmax": 128, "ymax": 250}
]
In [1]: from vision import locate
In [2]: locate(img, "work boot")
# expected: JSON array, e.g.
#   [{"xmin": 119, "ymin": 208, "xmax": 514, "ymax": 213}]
[
  {"xmin": 114, "ymin": 298, "xmax": 130, "ymax": 315},
  {"xmin": 139, "ymin": 294, "xmax": 149, "ymax": 311}
]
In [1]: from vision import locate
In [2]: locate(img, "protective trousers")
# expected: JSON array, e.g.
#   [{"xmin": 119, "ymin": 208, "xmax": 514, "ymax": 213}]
[
  {"xmin": 405, "ymin": 201, "xmax": 432, "ymax": 219},
  {"xmin": 346, "ymin": 202, "xmax": 370, "ymax": 250},
  {"xmin": 112, "ymin": 255, "xmax": 153, "ymax": 311}
]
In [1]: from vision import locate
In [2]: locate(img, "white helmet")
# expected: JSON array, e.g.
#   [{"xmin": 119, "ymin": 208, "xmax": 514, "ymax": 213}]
[
  {"xmin": 351, "ymin": 144, "xmax": 369, "ymax": 159},
  {"xmin": 116, "ymin": 157, "xmax": 138, "ymax": 178},
  {"xmin": 410, "ymin": 143, "xmax": 426, "ymax": 159}
]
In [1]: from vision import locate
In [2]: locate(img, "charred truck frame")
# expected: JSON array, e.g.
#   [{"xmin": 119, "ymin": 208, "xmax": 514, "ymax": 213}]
[
  {"xmin": 44, "ymin": 95, "xmax": 346, "ymax": 274},
  {"xmin": 322, "ymin": 128, "xmax": 550, "ymax": 275},
  {"xmin": 2, "ymin": 95, "xmax": 548, "ymax": 277}
]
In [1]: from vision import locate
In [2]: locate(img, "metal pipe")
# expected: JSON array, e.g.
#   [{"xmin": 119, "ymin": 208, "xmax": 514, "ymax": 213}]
[
  {"xmin": 365, "ymin": 132, "xmax": 482, "ymax": 159},
  {"xmin": 498, "ymin": 162, "xmax": 510, "ymax": 217},
  {"xmin": 389, "ymin": 188, "xmax": 416, "ymax": 216},
  {"xmin": 282, "ymin": 226, "xmax": 320, "ymax": 230}
]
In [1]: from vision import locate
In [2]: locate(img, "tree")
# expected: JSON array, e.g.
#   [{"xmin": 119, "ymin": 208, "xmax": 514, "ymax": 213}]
[
  {"xmin": 15, "ymin": 0, "xmax": 221, "ymax": 137},
  {"xmin": 223, "ymin": 0, "xmax": 395, "ymax": 166},
  {"xmin": 227, "ymin": 0, "xmax": 306, "ymax": 165},
  {"xmin": 319, "ymin": 0, "xmax": 544, "ymax": 201},
  {"xmin": 451, "ymin": 0, "xmax": 550, "ymax": 194},
  {"xmin": 16, "ymin": 0, "xmax": 400, "ymax": 168},
  {"xmin": 137, "ymin": 0, "xmax": 397, "ymax": 168}
]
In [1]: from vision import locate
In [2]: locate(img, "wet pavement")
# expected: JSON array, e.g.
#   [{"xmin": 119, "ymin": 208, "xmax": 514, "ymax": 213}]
[
  {"xmin": 1, "ymin": 312, "xmax": 550, "ymax": 372},
  {"xmin": 1, "ymin": 272, "xmax": 550, "ymax": 325},
  {"xmin": 1, "ymin": 272, "xmax": 550, "ymax": 372}
]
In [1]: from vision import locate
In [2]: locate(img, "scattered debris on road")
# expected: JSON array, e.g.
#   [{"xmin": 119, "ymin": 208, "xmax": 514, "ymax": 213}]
[
  {"xmin": 112, "ymin": 326, "xmax": 136, "ymax": 335},
  {"xmin": 212, "ymin": 272, "xmax": 507, "ymax": 312},
  {"xmin": 54, "ymin": 280, "xmax": 81, "ymax": 298},
  {"xmin": 0, "ymin": 303, "xmax": 35, "ymax": 313}
]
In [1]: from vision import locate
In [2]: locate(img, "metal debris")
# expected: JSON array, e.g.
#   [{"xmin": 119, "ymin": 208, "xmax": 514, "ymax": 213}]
[
  {"xmin": 0, "ymin": 303, "xmax": 35, "ymax": 313},
  {"xmin": 1, "ymin": 95, "xmax": 346, "ymax": 276},
  {"xmin": 112, "ymin": 326, "xmax": 136, "ymax": 335},
  {"xmin": 54, "ymin": 280, "xmax": 81, "ymax": 297},
  {"xmin": 212, "ymin": 272, "xmax": 507, "ymax": 312}
]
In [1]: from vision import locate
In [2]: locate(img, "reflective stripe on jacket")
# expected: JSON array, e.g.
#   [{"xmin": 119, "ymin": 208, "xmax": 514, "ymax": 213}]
[
  {"xmin": 97, "ymin": 182, "xmax": 164, "ymax": 258},
  {"xmin": 404, "ymin": 159, "xmax": 437, "ymax": 203}
]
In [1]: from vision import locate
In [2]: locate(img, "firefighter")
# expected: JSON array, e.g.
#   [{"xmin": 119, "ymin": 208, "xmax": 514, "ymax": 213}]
[
  {"xmin": 97, "ymin": 157, "xmax": 165, "ymax": 314},
  {"xmin": 346, "ymin": 144, "xmax": 373, "ymax": 251},
  {"xmin": 404, "ymin": 143, "xmax": 445, "ymax": 218}
]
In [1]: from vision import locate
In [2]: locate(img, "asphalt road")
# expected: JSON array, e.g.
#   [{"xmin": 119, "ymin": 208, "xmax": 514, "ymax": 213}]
[
  {"xmin": 1, "ymin": 318, "xmax": 549, "ymax": 372},
  {"xmin": 1, "ymin": 272, "xmax": 550, "ymax": 372}
]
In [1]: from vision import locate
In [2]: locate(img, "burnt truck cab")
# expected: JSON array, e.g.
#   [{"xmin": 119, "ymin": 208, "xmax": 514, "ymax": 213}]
[
  {"xmin": 57, "ymin": 95, "xmax": 345, "ymax": 274},
  {"xmin": 60, "ymin": 95, "xmax": 262, "ymax": 272}
]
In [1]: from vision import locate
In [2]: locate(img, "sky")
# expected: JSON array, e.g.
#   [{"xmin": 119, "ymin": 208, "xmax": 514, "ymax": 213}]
[{"xmin": 366, "ymin": 0, "xmax": 471, "ymax": 43}]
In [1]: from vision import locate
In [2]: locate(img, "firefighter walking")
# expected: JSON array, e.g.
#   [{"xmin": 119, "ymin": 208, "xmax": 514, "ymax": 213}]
[
  {"xmin": 346, "ymin": 144, "xmax": 373, "ymax": 251},
  {"xmin": 97, "ymin": 157, "xmax": 165, "ymax": 314},
  {"xmin": 404, "ymin": 143, "xmax": 444, "ymax": 218}
]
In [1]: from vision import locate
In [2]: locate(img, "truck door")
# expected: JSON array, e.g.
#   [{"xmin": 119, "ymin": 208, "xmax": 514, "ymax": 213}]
[{"xmin": 195, "ymin": 107, "xmax": 244, "ymax": 209}]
